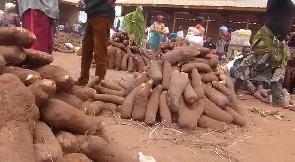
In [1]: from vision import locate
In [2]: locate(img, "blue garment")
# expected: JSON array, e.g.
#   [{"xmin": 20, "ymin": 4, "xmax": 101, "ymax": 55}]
[
  {"xmin": 220, "ymin": 26, "xmax": 228, "ymax": 35},
  {"xmin": 169, "ymin": 33, "xmax": 177, "ymax": 38},
  {"xmin": 149, "ymin": 32, "xmax": 161, "ymax": 52},
  {"xmin": 79, "ymin": 28, "xmax": 85, "ymax": 36}
]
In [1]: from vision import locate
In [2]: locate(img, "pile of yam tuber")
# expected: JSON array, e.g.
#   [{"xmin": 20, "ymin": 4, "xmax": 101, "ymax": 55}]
[
  {"xmin": 53, "ymin": 31, "xmax": 83, "ymax": 53},
  {"xmin": 0, "ymin": 27, "xmax": 137, "ymax": 162}
]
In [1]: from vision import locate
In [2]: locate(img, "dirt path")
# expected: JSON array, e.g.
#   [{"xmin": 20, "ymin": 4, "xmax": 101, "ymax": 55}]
[{"xmin": 53, "ymin": 52, "xmax": 295, "ymax": 162}]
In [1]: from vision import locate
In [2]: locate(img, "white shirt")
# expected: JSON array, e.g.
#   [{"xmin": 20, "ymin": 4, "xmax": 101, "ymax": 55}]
[{"xmin": 177, "ymin": 30, "xmax": 184, "ymax": 38}]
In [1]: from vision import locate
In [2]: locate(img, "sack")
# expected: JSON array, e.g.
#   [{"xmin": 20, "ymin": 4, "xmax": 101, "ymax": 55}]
[{"xmin": 186, "ymin": 36, "xmax": 203, "ymax": 46}]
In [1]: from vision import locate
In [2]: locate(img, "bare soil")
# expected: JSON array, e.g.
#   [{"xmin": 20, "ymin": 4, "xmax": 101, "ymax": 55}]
[{"xmin": 52, "ymin": 52, "xmax": 295, "ymax": 162}]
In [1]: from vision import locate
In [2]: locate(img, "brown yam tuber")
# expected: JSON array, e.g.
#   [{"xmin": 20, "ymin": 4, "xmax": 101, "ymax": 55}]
[
  {"xmin": 114, "ymin": 48, "xmax": 122, "ymax": 70},
  {"xmin": 162, "ymin": 46, "xmax": 200, "ymax": 65},
  {"xmin": 181, "ymin": 62, "xmax": 212, "ymax": 73},
  {"xmin": 68, "ymin": 85, "xmax": 96, "ymax": 101},
  {"xmin": 204, "ymin": 98, "xmax": 233, "ymax": 124},
  {"xmin": 178, "ymin": 98, "xmax": 205, "ymax": 130},
  {"xmin": 0, "ymin": 27, "xmax": 36, "ymax": 48},
  {"xmin": 56, "ymin": 131, "xmax": 79, "ymax": 154},
  {"xmin": 198, "ymin": 115, "xmax": 228, "ymax": 132},
  {"xmin": 80, "ymin": 101, "xmax": 104, "ymax": 115},
  {"xmin": 79, "ymin": 136, "xmax": 137, "ymax": 162},
  {"xmin": 40, "ymin": 99, "xmax": 108, "ymax": 140},
  {"xmin": 53, "ymin": 92, "xmax": 83, "ymax": 109},
  {"xmin": 107, "ymin": 46, "xmax": 116, "ymax": 69},
  {"xmin": 23, "ymin": 49, "xmax": 53, "ymax": 66},
  {"xmin": 171, "ymin": 66, "xmax": 180, "ymax": 72},
  {"xmin": 203, "ymin": 83, "xmax": 229, "ymax": 108},
  {"xmin": 132, "ymin": 80, "xmax": 153, "ymax": 121},
  {"xmin": 167, "ymin": 71, "xmax": 189, "ymax": 112},
  {"xmin": 224, "ymin": 106, "xmax": 247, "ymax": 127},
  {"xmin": 159, "ymin": 91, "xmax": 172, "ymax": 124},
  {"xmin": 200, "ymin": 72, "xmax": 219, "ymax": 83},
  {"xmin": 108, "ymin": 40, "xmax": 126, "ymax": 51},
  {"xmin": 0, "ymin": 46, "xmax": 26, "ymax": 66},
  {"xmin": 120, "ymin": 53, "xmax": 130, "ymax": 71},
  {"xmin": 118, "ymin": 72, "xmax": 148, "ymax": 93},
  {"xmin": 183, "ymin": 83, "xmax": 198, "ymax": 104},
  {"xmin": 208, "ymin": 58, "xmax": 219, "ymax": 68},
  {"xmin": 194, "ymin": 58, "xmax": 209, "ymax": 64},
  {"xmin": 93, "ymin": 94, "xmax": 125, "ymax": 105},
  {"xmin": 134, "ymin": 56, "xmax": 145, "ymax": 72},
  {"xmin": 100, "ymin": 80, "xmax": 126, "ymax": 92},
  {"xmin": 191, "ymin": 69, "xmax": 205, "ymax": 100},
  {"xmin": 144, "ymin": 84, "xmax": 163, "ymax": 125},
  {"xmin": 0, "ymin": 55, "xmax": 6, "ymax": 75},
  {"xmin": 5, "ymin": 66, "xmax": 41, "ymax": 86},
  {"xmin": 162, "ymin": 60, "xmax": 172, "ymax": 90},
  {"xmin": 118, "ymin": 85, "xmax": 141, "ymax": 118},
  {"xmin": 29, "ymin": 79, "xmax": 56, "ymax": 107},
  {"xmin": 142, "ymin": 55, "xmax": 151, "ymax": 67},
  {"xmin": 57, "ymin": 153, "xmax": 92, "ymax": 162},
  {"xmin": 35, "ymin": 65, "xmax": 75, "ymax": 92},
  {"xmin": 34, "ymin": 122, "xmax": 63, "ymax": 162},
  {"xmin": 148, "ymin": 60, "xmax": 163, "ymax": 86},
  {"xmin": 94, "ymin": 85, "xmax": 125, "ymax": 97},
  {"xmin": 219, "ymin": 74, "xmax": 235, "ymax": 93},
  {"xmin": 127, "ymin": 56, "xmax": 134, "ymax": 72}
]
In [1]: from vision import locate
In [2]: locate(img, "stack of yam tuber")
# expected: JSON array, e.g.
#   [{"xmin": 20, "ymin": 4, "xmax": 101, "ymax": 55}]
[
  {"xmin": 0, "ymin": 46, "xmax": 26, "ymax": 66},
  {"xmin": 0, "ymin": 27, "xmax": 37, "ymax": 48}
]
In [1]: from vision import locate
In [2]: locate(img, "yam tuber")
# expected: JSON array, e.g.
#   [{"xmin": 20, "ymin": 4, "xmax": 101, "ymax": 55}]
[
  {"xmin": 200, "ymin": 72, "xmax": 219, "ymax": 83},
  {"xmin": 53, "ymin": 92, "xmax": 83, "ymax": 109},
  {"xmin": 0, "ymin": 46, "xmax": 26, "ymax": 66},
  {"xmin": 148, "ymin": 60, "xmax": 163, "ymax": 86},
  {"xmin": 178, "ymin": 98, "xmax": 205, "ymax": 130},
  {"xmin": 127, "ymin": 56, "xmax": 134, "ymax": 72},
  {"xmin": 29, "ymin": 79, "xmax": 56, "ymax": 107},
  {"xmin": 56, "ymin": 131, "xmax": 79, "ymax": 154},
  {"xmin": 144, "ymin": 84, "xmax": 163, "ymax": 125},
  {"xmin": 35, "ymin": 65, "xmax": 75, "ymax": 92},
  {"xmin": 167, "ymin": 71, "xmax": 189, "ymax": 112},
  {"xmin": 183, "ymin": 83, "xmax": 198, "ymax": 104},
  {"xmin": 181, "ymin": 62, "xmax": 212, "ymax": 73},
  {"xmin": 191, "ymin": 68, "xmax": 204, "ymax": 99},
  {"xmin": 107, "ymin": 46, "xmax": 116, "ymax": 69},
  {"xmin": 118, "ymin": 72, "xmax": 148, "ymax": 93},
  {"xmin": 132, "ymin": 80, "xmax": 153, "ymax": 121},
  {"xmin": 40, "ymin": 99, "xmax": 108, "ymax": 140},
  {"xmin": 81, "ymin": 101, "xmax": 105, "ymax": 115},
  {"xmin": 224, "ymin": 106, "xmax": 247, "ymax": 127},
  {"xmin": 134, "ymin": 56, "xmax": 145, "ymax": 72},
  {"xmin": 120, "ymin": 53, "xmax": 130, "ymax": 71},
  {"xmin": 0, "ymin": 27, "xmax": 36, "ymax": 48},
  {"xmin": 94, "ymin": 84, "xmax": 125, "ymax": 97},
  {"xmin": 93, "ymin": 94, "xmax": 125, "ymax": 105},
  {"xmin": 219, "ymin": 74, "xmax": 235, "ymax": 93},
  {"xmin": 23, "ymin": 49, "xmax": 53, "ymax": 66},
  {"xmin": 198, "ymin": 115, "xmax": 228, "ymax": 132},
  {"xmin": 34, "ymin": 122, "xmax": 63, "ymax": 162},
  {"xmin": 57, "ymin": 153, "xmax": 92, "ymax": 162},
  {"xmin": 203, "ymin": 98, "xmax": 233, "ymax": 124},
  {"xmin": 68, "ymin": 85, "xmax": 96, "ymax": 101},
  {"xmin": 159, "ymin": 91, "xmax": 172, "ymax": 124},
  {"xmin": 162, "ymin": 46, "xmax": 200, "ymax": 65},
  {"xmin": 162, "ymin": 60, "xmax": 172, "ymax": 90},
  {"xmin": 208, "ymin": 58, "xmax": 219, "ymax": 68},
  {"xmin": 194, "ymin": 58, "xmax": 209, "ymax": 65},
  {"xmin": 0, "ymin": 55, "xmax": 6, "ymax": 75},
  {"xmin": 203, "ymin": 83, "xmax": 229, "ymax": 109},
  {"xmin": 100, "ymin": 80, "xmax": 126, "ymax": 92},
  {"xmin": 114, "ymin": 48, "xmax": 122, "ymax": 70},
  {"xmin": 118, "ymin": 85, "xmax": 141, "ymax": 118},
  {"xmin": 5, "ymin": 66, "xmax": 42, "ymax": 86}
]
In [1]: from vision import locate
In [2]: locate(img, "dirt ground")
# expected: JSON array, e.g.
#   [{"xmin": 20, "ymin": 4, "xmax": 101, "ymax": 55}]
[{"xmin": 52, "ymin": 52, "xmax": 295, "ymax": 162}]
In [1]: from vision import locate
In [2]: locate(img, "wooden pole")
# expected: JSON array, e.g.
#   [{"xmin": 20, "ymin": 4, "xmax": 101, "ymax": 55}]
[
  {"xmin": 205, "ymin": 15, "xmax": 210, "ymax": 39},
  {"xmin": 172, "ymin": 11, "xmax": 177, "ymax": 33},
  {"xmin": 144, "ymin": 8, "xmax": 148, "ymax": 27},
  {"xmin": 246, "ymin": 16, "xmax": 250, "ymax": 29}
]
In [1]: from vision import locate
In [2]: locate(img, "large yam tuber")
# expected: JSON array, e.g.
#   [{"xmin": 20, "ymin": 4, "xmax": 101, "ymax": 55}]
[
  {"xmin": 183, "ymin": 83, "xmax": 198, "ymax": 104},
  {"xmin": 0, "ymin": 46, "xmax": 26, "ymax": 66},
  {"xmin": 29, "ymin": 79, "xmax": 57, "ymax": 107},
  {"xmin": 191, "ymin": 68, "xmax": 205, "ymax": 99},
  {"xmin": 93, "ymin": 94, "xmax": 125, "ymax": 105},
  {"xmin": 224, "ymin": 106, "xmax": 247, "ymax": 127},
  {"xmin": 53, "ymin": 92, "xmax": 83, "ymax": 109},
  {"xmin": 194, "ymin": 58, "xmax": 209, "ymax": 64},
  {"xmin": 56, "ymin": 131, "xmax": 79, "ymax": 154},
  {"xmin": 142, "ymin": 55, "xmax": 151, "ymax": 67},
  {"xmin": 35, "ymin": 65, "xmax": 75, "ymax": 92},
  {"xmin": 23, "ymin": 49, "xmax": 53, "ymax": 66},
  {"xmin": 167, "ymin": 71, "xmax": 189, "ymax": 112},
  {"xmin": 159, "ymin": 91, "xmax": 172, "ymax": 124},
  {"xmin": 162, "ymin": 60, "xmax": 172, "ymax": 90},
  {"xmin": 162, "ymin": 46, "xmax": 200, "ymax": 65},
  {"xmin": 118, "ymin": 85, "xmax": 141, "ymax": 118},
  {"xmin": 94, "ymin": 84, "xmax": 125, "ymax": 97},
  {"xmin": 144, "ymin": 84, "xmax": 163, "ymax": 125},
  {"xmin": 181, "ymin": 62, "xmax": 212, "ymax": 73},
  {"xmin": 200, "ymin": 72, "xmax": 219, "ymax": 83},
  {"xmin": 100, "ymin": 80, "xmax": 126, "ymax": 92},
  {"xmin": 132, "ymin": 80, "xmax": 153, "ymax": 121},
  {"xmin": 148, "ymin": 60, "xmax": 163, "ymax": 86},
  {"xmin": 219, "ymin": 74, "xmax": 235, "ymax": 93},
  {"xmin": 114, "ymin": 48, "xmax": 122, "ymax": 70},
  {"xmin": 134, "ymin": 56, "xmax": 145, "ymax": 72},
  {"xmin": 127, "ymin": 56, "xmax": 134, "ymax": 72},
  {"xmin": 203, "ymin": 83, "xmax": 229, "ymax": 108},
  {"xmin": 0, "ymin": 55, "xmax": 6, "ymax": 75},
  {"xmin": 204, "ymin": 98, "xmax": 233, "ymax": 124},
  {"xmin": 68, "ymin": 86, "xmax": 96, "ymax": 101},
  {"xmin": 120, "ymin": 53, "xmax": 130, "ymax": 70},
  {"xmin": 81, "ymin": 101, "xmax": 105, "ymax": 115},
  {"xmin": 198, "ymin": 115, "xmax": 228, "ymax": 132},
  {"xmin": 178, "ymin": 98, "xmax": 205, "ymax": 130},
  {"xmin": 107, "ymin": 46, "xmax": 116, "ymax": 69},
  {"xmin": 34, "ymin": 122, "xmax": 63, "ymax": 162},
  {"xmin": 5, "ymin": 66, "xmax": 42, "ymax": 86},
  {"xmin": 208, "ymin": 58, "xmax": 219, "ymax": 68},
  {"xmin": 79, "ymin": 136, "xmax": 137, "ymax": 162},
  {"xmin": 118, "ymin": 72, "xmax": 148, "ymax": 93},
  {"xmin": 57, "ymin": 153, "xmax": 92, "ymax": 162},
  {"xmin": 0, "ymin": 27, "xmax": 36, "ymax": 48},
  {"xmin": 40, "ymin": 99, "xmax": 108, "ymax": 140}
]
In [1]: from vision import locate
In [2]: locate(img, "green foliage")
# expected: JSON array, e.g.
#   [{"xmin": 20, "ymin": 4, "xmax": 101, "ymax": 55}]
[{"xmin": 122, "ymin": 6, "xmax": 145, "ymax": 46}]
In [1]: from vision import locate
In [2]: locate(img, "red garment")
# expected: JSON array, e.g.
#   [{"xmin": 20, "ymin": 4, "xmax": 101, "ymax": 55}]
[{"xmin": 21, "ymin": 9, "xmax": 54, "ymax": 54}]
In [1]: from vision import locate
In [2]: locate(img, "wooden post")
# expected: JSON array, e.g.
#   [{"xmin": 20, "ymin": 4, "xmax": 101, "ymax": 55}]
[
  {"xmin": 246, "ymin": 16, "xmax": 250, "ymax": 29},
  {"xmin": 144, "ymin": 8, "xmax": 148, "ymax": 27},
  {"xmin": 172, "ymin": 11, "xmax": 177, "ymax": 32},
  {"xmin": 205, "ymin": 15, "xmax": 210, "ymax": 38}
]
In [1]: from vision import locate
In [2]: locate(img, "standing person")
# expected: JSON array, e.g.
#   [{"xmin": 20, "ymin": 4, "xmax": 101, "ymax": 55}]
[
  {"xmin": 236, "ymin": 0, "xmax": 295, "ymax": 107},
  {"xmin": 18, "ymin": 0, "xmax": 59, "ymax": 54},
  {"xmin": 149, "ymin": 15, "xmax": 166, "ymax": 52},
  {"xmin": 195, "ymin": 17, "xmax": 205, "ymax": 37},
  {"xmin": 146, "ymin": 18, "xmax": 155, "ymax": 51},
  {"xmin": 219, "ymin": 22, "xmax": 228, "ymax": 36},
  {"xmin": 204, "ymin": 37, "xmax": 216, "ymax": 50},
  {"xmin": 2, "ymin": 3, "xmax": 21, "ymax": 27},
  {"xmin": 177, "ymin": 25, "xmax": 184, "ymax": 39},
  {"xmin": 75, "ymin": 0, "xmax": 115, "ymax": 86}
]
